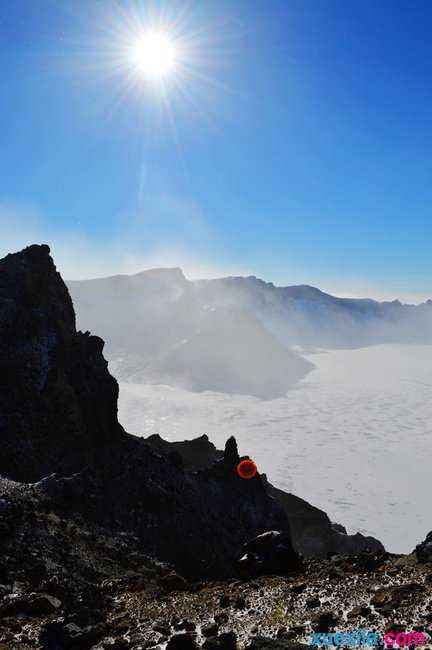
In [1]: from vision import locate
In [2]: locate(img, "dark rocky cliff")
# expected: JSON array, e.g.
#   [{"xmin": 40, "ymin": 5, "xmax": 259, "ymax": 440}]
[
  {"xmin": 0, "ymin": 245, "xmax": 123, "ymax": 482},
  {"xmin": 0, "ymin": 245, "xmax": 291, "ymax": 578}
]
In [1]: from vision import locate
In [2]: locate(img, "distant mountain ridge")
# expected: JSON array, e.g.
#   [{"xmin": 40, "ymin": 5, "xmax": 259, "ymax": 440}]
[
  {"xmin": 195, "ymin": 274, "xmax": 432, "ymax": 348},
  {"xmin": 68, "ymin": 268, "xmax": 432, "ymax": 398}
]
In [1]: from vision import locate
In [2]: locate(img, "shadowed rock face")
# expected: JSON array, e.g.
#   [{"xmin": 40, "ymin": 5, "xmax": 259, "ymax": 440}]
[
  {"xmin": 414, "ymin": 531, "xmax": 432, "ymax": 562},
  {"xmin": 0, "ymin": 245, "xmax": 123, "ymax": 482},
  {"xmin": 144, "ymin": 433, "xmax": 223, "ymax": 470}
]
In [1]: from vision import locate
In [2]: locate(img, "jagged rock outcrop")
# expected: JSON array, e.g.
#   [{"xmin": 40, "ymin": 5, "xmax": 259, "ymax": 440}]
[
  {"xmin": 0, "ymin": 245, "xmax": 294, "ymax": 578},
  {"xmin": 145, "ymin": 433, "xmax": 223, "ymax": 470},
  {"xmin": 0, "ymin": 245, "xmax": 123, "ymax": 482},
  {"xmin": 144, "ymin": 434, "xmax": 384, "ymax": 558},
  {"xmin": 236, "ymin": 530, "xmax": 303, "ymax": 578},
  {"xmin": 414, "ymin": 531, "xmax": 432, "ymax": 562}
]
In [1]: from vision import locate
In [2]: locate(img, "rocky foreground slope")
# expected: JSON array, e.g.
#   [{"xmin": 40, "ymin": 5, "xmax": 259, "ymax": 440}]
[
  {"xmin": 0, "ymin": 245, "xmax": 431, "ymax": 649},
  {"xmin": 1, "ymin": 484, "xmax": 432, "ymax": 650}
]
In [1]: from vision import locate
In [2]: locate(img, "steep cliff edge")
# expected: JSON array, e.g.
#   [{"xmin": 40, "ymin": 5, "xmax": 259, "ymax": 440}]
[{"xmin": 0, "ymin": 245, "xmax": 124, "ymax": 482}]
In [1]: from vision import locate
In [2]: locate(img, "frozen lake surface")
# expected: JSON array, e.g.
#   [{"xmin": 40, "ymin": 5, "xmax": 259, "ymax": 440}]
[{"xmin": 117, "ymin": 344, "xmax": 432, "ymax": 554}]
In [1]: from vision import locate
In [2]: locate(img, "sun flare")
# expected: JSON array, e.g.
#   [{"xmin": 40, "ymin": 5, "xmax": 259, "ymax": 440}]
[{"xmin": 132, "ymin": 32, "xmax": 176, "ymax": 78}]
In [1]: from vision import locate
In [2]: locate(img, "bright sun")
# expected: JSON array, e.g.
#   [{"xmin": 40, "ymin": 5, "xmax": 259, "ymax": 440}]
[{"xmin": 132, "ymin": 32, "xmax": 176, "ymax": 78}]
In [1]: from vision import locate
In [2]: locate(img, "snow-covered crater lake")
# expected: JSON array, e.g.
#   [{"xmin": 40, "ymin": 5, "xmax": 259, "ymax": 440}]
[{"xmin": 117, "ymin": 344, "xmax": 432, "ymax": 554}]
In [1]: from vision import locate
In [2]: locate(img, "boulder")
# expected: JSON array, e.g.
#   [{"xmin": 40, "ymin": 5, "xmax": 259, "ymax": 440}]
[
  {"xmin": 310, "ymin": 610, "xmax": 339, "ymax": 632},
  {"xmin": 39, "ymin": 619, "xmax": 107, "ymax": 649},
  {"xmin": 415, "ymin": 531, "xmax": 432, "ymax": 562},
  {"xmin": 370, "ymin": 584, "xmax": 425, "ymax": 612},
  {"xmin": 237, "ymin": 531, "xmax": 303, "ymax": 578},
  {"xmin": 166, "ymin": 634, "xmax": 199, "ymax": 649},
  {"xmin": 202, "ymin": 623, "xmax": 219, "ymax": 637},
  {"xmin": 246, "ymin": 640, "xmax": 309, "ymax": 650},
  {"xmin": 0, "ymin": 592, "xmax": 61, "ymax": 618},
  {"xmin": 202, "ymin": 632, "xmax": 237, "ymax": 649}
]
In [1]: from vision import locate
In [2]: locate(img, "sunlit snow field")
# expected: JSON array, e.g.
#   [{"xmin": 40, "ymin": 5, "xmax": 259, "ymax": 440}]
[{"xmin": 117, "ymin": 344, "xmax": 432, "ymax": 554}]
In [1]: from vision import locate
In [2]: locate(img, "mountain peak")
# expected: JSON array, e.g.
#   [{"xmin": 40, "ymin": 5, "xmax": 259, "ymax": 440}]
[
  {"xmin": 280, "ymin": 284, "xmax": 329, "ymax": 299},
  {"xmin": 136, "ymin": 266, "xmax": 185, "ymax": 277}
]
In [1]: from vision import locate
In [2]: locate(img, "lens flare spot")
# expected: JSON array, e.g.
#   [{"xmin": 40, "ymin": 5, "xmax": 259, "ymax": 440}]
[{"xmin": 237, "ymin": 459, "xmax": 258, "ymax": 480}]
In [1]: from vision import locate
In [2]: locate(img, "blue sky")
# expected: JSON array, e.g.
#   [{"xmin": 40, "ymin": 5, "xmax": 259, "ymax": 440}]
[{"xmin": 1, "ymin": 0, "xmax": 432, "ymax": 301}]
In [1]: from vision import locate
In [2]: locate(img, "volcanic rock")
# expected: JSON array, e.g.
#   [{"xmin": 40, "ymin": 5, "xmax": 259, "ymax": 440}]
[
  {"xmin": 415, "ymin": 531, "xmax": 432, "ymax": 563},
  {"xmin": 371, "ymin": 583, "xmax": 426, "ymax": 612},
  {"xmin": 0, "ymin": 244, "xmax": 123, "ymax": 482},
  {"xmin": 246, "ymin": 640, "xmax": 310, "ymax": 650},
  {"xmin": 310, "ymin": 610, "xmax": 338, "ymax": 632},
  {"xmin": 202, "ymin": 632, "xmax": 237, "ymax": 649},
  {"xmin": 237, "ymin": 531, "xmax": 303, "ymax": 578},
  {"xmin": 166, "ymin": 634, "xmax": 199, "ymax": 649},
  {"xmin": 202, "ymin": 623, "xmax": 219, "ymax": 637}
]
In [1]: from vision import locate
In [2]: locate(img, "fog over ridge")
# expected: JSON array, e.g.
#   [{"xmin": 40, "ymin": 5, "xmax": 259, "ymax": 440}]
[{"xmin": 68, "ymin": 266, "xmax": 432, "ymax": 400}]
